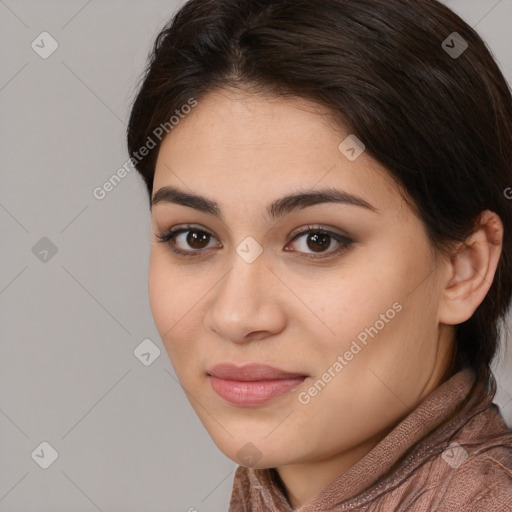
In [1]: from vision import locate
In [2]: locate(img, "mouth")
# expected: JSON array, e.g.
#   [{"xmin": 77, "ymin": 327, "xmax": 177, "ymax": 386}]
[{"xmin": 207, "ymin": 363, "xmax": 308, "ymax": 406}]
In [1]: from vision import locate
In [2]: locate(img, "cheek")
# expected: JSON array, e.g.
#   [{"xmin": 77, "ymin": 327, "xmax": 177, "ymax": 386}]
[
  {"xmin": 302, "ymin": 258, "xmax": 415, "ymax": 380},
  {"xmin": 148, "ymin": 255, "xmax": 167, "ymax": 329},
  {"xmin": 310, "ymin": 271, "xmax": 390, "ymax": 345},
  {"xmin": 148, "ymin": 252, "xmax": 184, "ymax": 339},
  {"xmin": 148, "ymin": 253, "xmax": 204, "ymax": 369}
]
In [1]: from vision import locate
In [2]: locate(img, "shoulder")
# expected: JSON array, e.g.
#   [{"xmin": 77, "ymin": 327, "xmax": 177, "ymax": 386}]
[
  {"xmin": 429, "ymin": 404, "xmax": 512, "ymax": 511},
  {"xmin": 377, "ymin": 402, "xmax": 512, "ymax": 511},
  {"xmin": 435, "ymin": 442, "xmax": 512, "ymax": 511}
]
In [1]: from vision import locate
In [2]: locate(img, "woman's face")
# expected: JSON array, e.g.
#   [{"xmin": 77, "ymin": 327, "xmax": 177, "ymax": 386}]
[{"xmin": 149, "ymin": 88, "xmax": 453, "ymax": 470}]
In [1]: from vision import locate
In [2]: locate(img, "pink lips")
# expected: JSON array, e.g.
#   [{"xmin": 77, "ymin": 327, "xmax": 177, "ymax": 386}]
[{"xmin": 207, "ymin": 363, "xmax": 307, "ymax": 406}]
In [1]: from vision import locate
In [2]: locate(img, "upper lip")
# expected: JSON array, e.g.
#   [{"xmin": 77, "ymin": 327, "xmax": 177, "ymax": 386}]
[{"xmin": 207, "ymin": 363, "xmax": 308, "ymax": 381}]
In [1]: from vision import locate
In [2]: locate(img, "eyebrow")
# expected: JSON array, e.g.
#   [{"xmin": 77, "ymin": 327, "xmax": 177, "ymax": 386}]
[{"xmin": 151, "ymin": 185, "xmax": 378, "ymax": 222}]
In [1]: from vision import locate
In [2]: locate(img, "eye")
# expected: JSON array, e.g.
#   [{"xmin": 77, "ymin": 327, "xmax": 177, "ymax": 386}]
[
  {"xmin": 155, "ymin": 224, "xmax": 353, "ymax": 260},
  {"xmin": 155, "ymin": 225, "xmax": 220, "ymax": 257},
  {"xmin": 286, "ymin": 225, "xmax": 353, "ymax": 259}
]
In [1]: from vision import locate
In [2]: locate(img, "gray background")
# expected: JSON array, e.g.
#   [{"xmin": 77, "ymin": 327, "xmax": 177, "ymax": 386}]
[{"xmin": 0, "ymin": 0, "xmax": 511, "ymax": 510}]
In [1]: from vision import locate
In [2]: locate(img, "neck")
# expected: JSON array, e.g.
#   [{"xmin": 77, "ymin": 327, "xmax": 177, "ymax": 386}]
[{"xmin": 275, "ymin": 426, "xmax": 390, "ymax": 508}]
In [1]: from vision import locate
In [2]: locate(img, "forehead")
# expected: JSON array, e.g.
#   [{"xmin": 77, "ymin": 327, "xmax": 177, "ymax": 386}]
[{"xmin": 152, "ymin": 89, "xmax": 407, "ymax": 218}]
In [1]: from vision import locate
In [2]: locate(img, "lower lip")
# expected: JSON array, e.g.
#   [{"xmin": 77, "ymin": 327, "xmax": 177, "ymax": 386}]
[{"xmin": 209, "ymin": 375, "xmax": 306, "ymax": 406}]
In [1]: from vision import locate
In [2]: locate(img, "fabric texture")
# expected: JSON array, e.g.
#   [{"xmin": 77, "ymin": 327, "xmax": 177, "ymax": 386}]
[{"xmin": 228, "ymin": 368, "xmax": 512, "ymax": 511}]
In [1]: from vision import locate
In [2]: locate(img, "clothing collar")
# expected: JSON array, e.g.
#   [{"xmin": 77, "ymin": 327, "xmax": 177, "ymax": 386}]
[{"xmin": 231, "ymin": 368, "xmax": 485, "ymax": 510}]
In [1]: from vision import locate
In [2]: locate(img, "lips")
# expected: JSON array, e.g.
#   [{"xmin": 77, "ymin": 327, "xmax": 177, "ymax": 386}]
[
  {"xmin": 207, "ymin": 363, "xmax": 307, "ymax": 381},
  {"xmin": 207, "ymin": 363, "xmax": 308, "ymax": 406}
]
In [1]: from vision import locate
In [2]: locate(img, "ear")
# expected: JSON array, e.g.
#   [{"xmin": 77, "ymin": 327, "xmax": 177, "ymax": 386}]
[{"xmin": 438, "ymin": 210, "xmax": 503, "ymax": 325}]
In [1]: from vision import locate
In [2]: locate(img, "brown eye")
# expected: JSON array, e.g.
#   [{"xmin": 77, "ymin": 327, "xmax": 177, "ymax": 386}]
[
  {"xmin": 185, "ymin": 230, "xmax": 211, "ymax": 250},
  {"xmin": 156, "ymin": 224, "xmax": 352, "ymax": 260},
  {"xmin": 305, "ymin": 232, "xmax": 331, "ymax": 253},
  {"xmin": 287, "ymin": 226, "xmax": 353, "ymax": 259},
  {"xmin": 155, "ymin": 226, "xmax": 221, "ymax": 256}
]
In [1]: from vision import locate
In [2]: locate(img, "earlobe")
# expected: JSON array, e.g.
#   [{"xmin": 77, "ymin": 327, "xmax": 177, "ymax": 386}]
[{"xmin": 438, "ymin": 210, "xmax": 503, "ymax": 326}]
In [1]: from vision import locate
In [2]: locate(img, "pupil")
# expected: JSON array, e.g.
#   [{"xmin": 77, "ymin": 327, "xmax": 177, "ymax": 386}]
[
  {"xmin": 307, "ymin": 233, "xmax": 329, "ymax": 252},
  {"xmin": 188, "ymin": 230, "xmax": 209, "ymax": 249}
]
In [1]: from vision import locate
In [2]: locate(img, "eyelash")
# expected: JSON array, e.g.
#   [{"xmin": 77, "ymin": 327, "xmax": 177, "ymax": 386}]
[{"xmin": 155, "ymin": 224, "xmax": 353, "ymax": 260}]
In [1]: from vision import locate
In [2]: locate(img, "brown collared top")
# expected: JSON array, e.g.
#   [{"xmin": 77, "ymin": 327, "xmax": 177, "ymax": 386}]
[{"xmin": 229, "ymin": 368, "xmax": 512, "ymax": 511}]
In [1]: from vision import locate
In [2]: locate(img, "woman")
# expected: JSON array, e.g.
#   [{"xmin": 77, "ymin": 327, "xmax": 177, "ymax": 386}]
[{"xmin": 126, "ymin": 0, "xmax": 512, "ymax": 509}]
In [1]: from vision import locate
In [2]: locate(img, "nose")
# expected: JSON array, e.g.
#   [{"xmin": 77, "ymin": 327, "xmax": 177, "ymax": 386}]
[{"xmin": 203, "ymin": 249, "xmax": 287, "ymax": 344}]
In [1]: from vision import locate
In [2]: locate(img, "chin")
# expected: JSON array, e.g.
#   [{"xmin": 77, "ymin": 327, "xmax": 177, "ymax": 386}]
[{"xmin": 206, "ymin": 427, "xmax": 297, "ymax": 469}]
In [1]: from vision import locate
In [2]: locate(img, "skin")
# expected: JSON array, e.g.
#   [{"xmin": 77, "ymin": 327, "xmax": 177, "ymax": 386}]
[{"xmin": 148, "ymin": 88, "xmax": 503, "ymax": 508}]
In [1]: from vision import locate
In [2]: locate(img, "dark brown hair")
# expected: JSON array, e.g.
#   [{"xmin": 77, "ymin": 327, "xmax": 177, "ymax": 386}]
[{"xmin": 127, "ymin": 0, "xmax": 512, "ymax": 391}]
